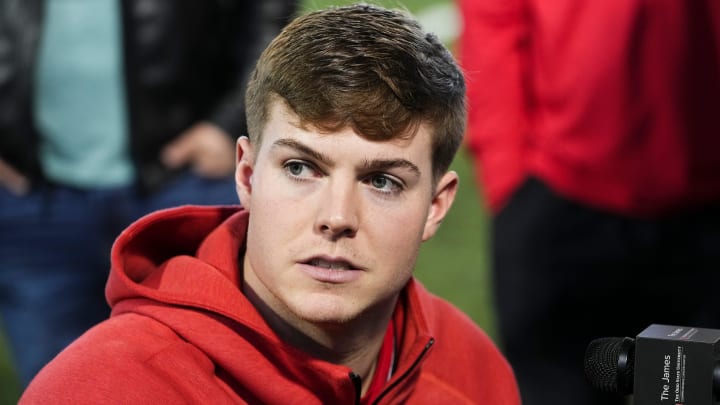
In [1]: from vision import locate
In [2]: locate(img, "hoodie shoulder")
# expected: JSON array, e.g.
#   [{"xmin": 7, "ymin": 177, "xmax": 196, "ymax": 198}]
[{"xmin": 20, "ymin": 313, "xmax": 236, "ymax": 404}]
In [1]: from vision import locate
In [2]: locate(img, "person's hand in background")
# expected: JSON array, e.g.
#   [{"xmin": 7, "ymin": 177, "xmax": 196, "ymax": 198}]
[
  {"xmin": 161, "ymin": 122, "xmax": 236, "ymax": 178},
  {"xmin": 0, "ymin": 158, "xmax": 30, "ymax": 196}
]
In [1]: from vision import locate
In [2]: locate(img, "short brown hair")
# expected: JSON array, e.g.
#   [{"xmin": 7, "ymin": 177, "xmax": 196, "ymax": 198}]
[{"xmin": 245, "ymin": 3, "xmax": 466, "ymax": 179}]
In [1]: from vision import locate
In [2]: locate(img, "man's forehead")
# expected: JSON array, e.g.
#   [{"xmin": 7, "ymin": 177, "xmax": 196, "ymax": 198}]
[
  {"xmin": 264, "ymin": 125, "xmax": 432, "ymax": 160},
  {"xmin": 264, "ymin": 98, "xmax": 431, "ymax": 145}
]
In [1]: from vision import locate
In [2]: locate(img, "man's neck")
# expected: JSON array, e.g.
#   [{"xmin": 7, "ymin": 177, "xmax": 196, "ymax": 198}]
[{"xmin": 242, "ymin": 281, "xmax": 395, "ymax": 395}]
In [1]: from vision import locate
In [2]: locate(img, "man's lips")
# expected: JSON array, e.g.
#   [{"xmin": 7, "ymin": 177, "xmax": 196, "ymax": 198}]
[
  {"xmin": 307, "ymin": 257, "xmax": 354, "ymax": 271},
  {"xmin": 297, "ymin": 255, "xmax": 364, "ymax": 283}
]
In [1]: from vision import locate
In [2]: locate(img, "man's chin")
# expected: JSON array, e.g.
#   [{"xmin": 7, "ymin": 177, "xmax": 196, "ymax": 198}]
[{"xmin": 287, "ymin": 297, "xmax": 363, "ymax": 327}]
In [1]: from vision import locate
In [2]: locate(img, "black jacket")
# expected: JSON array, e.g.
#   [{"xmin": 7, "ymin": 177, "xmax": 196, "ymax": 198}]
[{"xmin": 0, "ymin": 0, "xmax": 296, "ymax": 191}]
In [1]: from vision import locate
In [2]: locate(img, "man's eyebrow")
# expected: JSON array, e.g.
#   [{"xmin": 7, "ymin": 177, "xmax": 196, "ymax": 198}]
[
  {"xmin": 271, "ymin": 138, "xmax": 334, "ymax": 166},
  {"xmin": 360, "ymin": 158, "xmax": 421, "ymax": 177}
]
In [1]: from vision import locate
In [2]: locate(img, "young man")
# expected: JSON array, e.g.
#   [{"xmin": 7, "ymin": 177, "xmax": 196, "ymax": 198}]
[{"xmin": 20, "ymin": 4, "xmax": 520, "ymax": 404}]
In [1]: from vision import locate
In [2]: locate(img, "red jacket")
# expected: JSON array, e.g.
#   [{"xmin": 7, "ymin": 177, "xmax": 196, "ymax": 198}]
[
  {"xmin": 460, "ymin": 0, "xmax": 720, "ymax": 216},
  {"xmin": 20, "ymin": 206, "xmax": 520, "ymax": 404}
]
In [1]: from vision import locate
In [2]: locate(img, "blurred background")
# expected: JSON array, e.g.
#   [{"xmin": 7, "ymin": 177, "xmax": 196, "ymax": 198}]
[{"xmin": 0, "ymin": 0, "xmax": 494, "ymax": 403}]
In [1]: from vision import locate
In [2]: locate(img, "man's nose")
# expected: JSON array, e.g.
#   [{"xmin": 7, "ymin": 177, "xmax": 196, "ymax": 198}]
[{"xmin": 314, "ymin": 180, "xmax": 359, "ymax": 240}]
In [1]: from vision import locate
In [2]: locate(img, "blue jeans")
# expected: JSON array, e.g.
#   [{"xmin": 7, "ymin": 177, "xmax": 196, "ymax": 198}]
[{"xmin": 0, "ymin": 171, "xmax": 237, "ymax": 386}]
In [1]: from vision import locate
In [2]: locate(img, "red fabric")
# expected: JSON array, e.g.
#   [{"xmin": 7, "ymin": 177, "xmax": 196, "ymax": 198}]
[
  {"xmin": 360, "ymin": 320, "xmax": 394, "ymax": 405},
  {"xmin": 459, "ymin": 0, "xmax": 720, "ymax": 216},
  {"xmin": 20, "ymin": 206, "xmax": 520, "ymax": 404}
]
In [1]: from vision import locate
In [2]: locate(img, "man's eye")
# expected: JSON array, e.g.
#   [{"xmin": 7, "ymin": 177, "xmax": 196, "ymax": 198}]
[
  {"xmin": 371, "ymin": 176, "xmax": 389, "ymax": 189},
  {"xmin": 367, "ymin": 174, "xmax": 402, "ymax": 194},
  {"xmin": 287, "ymin": 162, "xmax": 306, "ymax": 176},
  {"xmin": 283, "ymin": 160, "xmax": 317, "ymax": 179}
]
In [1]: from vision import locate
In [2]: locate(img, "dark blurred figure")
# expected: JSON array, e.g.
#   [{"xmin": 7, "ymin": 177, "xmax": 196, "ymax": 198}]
[
  {"xmin": 459, "ymin": 1, "xmax": 720, "ymax": 404},
  {"xmin": 0, "ymin": 0, "xmax": 297, "ymax": 386}
]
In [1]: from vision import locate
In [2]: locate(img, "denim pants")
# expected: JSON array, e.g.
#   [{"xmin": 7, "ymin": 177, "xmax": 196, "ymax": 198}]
[{"xmin": 0, "ymin": 171, "xmax": 237, "ymax": 386}]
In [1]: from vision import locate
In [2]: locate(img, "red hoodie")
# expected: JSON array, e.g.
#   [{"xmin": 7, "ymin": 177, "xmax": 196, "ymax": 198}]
[{"xmin": 20, "ymin": 206, "xmax": 520, "ymax": 404}]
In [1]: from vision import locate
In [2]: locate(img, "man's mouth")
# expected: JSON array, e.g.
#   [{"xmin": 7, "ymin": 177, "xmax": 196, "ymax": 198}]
[
  {"xmin": 309, "ymin": 258, "xmax": 353, "ymax": 270},
  {"xmin": 299, "ymin": 256, "xmax": 364, "ymax": 283}
]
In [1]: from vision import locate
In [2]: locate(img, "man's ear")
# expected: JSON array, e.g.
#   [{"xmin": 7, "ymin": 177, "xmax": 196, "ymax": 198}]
[
  {"xmin": 235, "ymin": 136, "xmax": 254, "ymax": 207},
  {"xmin": 422, "ymin": 171, "xmax": 459, "ymax": 241}
]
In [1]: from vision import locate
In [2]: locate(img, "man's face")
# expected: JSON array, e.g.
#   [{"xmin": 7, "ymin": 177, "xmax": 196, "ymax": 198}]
[{"xmin": 235, "ymin": 100, "xmax": 457, "ymax": 329}]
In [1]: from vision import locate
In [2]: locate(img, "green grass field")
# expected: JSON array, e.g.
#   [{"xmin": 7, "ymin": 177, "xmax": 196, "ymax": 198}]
[{"xmin": 0, "ymin": 1, "xmax": 495, "ymax": 403}]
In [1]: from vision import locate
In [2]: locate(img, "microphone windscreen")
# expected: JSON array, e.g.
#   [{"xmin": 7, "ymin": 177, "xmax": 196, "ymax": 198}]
[{"xmin": 584, "ymin": 336, "xmax": 635, "ymax": 395}]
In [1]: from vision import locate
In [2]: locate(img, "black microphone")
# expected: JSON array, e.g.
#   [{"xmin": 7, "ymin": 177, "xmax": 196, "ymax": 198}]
[
  {"xmin": 584, "ymin": 324, "xmax": 720, "ymax": 405},
  {"xmin": 585, "ymin": 336, "xmax": 636, "ymax": 395}
]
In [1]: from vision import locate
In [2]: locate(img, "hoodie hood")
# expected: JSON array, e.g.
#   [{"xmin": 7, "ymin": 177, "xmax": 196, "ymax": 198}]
[{"xmin": 107, "ymin": 205, "xmax": 253, "ymax": 323}]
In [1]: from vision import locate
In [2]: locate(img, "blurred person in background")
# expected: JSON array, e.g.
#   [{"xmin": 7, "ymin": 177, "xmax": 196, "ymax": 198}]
[
  {"xmin": 459, "ymin": 0, "xmax": 720, "ymax": 404},
  {"xmin": 0, "ymin": 0, "xmax": 297, "ymax": 386}
]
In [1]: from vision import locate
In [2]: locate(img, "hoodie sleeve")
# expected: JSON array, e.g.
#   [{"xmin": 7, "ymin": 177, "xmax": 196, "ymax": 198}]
[{"xmin": 458, "ymin": 0, "xmax": 532, "ymax": 213}]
